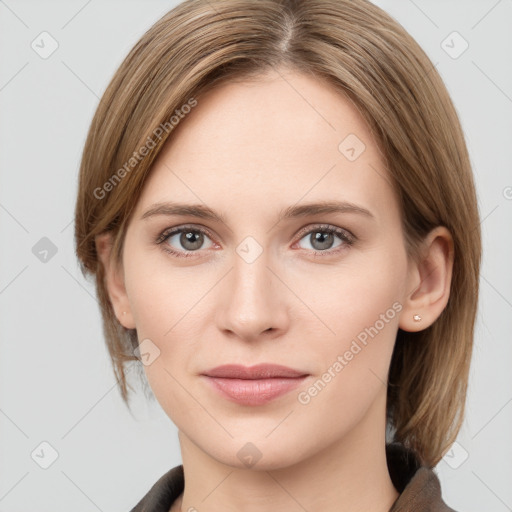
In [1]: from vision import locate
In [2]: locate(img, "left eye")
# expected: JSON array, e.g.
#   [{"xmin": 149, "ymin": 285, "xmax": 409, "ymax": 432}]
[{"xmin": 295, "ymin": 226, "xmax": 353, "ymax": 252}]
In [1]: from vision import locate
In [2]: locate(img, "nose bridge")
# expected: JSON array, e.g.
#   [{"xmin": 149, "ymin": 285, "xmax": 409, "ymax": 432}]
[
  {"xmin": 217, "ymin": 236, "xmax": 287, "ymax": 339},
  {"xmin": 233, "ymin": 240, "xmax": 269, "ymax": 300}
]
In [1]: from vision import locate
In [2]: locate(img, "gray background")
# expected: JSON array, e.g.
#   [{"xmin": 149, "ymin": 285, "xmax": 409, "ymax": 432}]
[{"xmin": 1, "ymin": 0, "xmax": 511, "ymax": 510}]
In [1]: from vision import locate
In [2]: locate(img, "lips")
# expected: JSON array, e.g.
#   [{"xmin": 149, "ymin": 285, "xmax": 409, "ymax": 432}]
[
  {"xmin": 201, "ymin": 364, "xmax": 309, "ymax": 406},
  {"xmin": 203, "ymin": 363, "xmax": 308, "ymax": 379}
]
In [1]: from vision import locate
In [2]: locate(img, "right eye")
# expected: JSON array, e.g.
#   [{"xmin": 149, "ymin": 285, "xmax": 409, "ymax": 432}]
[{"xmin": 157, "ymin": 225, "xmax": 217, "ymax": 258}]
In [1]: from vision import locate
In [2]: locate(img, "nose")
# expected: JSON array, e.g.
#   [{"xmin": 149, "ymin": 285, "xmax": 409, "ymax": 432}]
[{"xmin": 216, "ymin": 245, "xmax": 290, "ymax": 342}]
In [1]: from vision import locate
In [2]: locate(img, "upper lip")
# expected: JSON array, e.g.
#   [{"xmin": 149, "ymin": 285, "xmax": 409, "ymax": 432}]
[{"xmin": 202, "ymin": 364, "xmax": 308, "ymax": 379}]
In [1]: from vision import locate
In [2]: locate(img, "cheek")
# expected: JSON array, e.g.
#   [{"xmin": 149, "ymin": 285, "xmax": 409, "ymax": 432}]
[
  {"xmin": 296, "ymin": 246, "xmax": 406, "ymax": 407},
  {"xmin": 123, "ymin": 245, "xmax": 204, "ymax": 339},
  {"xmin": 122, "ymin": 248, "xmax": 212, "ymax": 401},
  {"xmin": 294, "ymin": 241, "xmax": 406, "ymax": 350}
]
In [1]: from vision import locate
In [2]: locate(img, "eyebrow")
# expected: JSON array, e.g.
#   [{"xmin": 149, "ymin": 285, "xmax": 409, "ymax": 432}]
[{"xmin": 140, "ymin": 200, "xmax": 375, "ymax": 224}]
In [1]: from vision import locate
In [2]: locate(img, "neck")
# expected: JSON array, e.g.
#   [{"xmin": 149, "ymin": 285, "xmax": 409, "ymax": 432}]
[{"xmin": 173, "ymin": 393, "xmax": 399, "ymax": 512}]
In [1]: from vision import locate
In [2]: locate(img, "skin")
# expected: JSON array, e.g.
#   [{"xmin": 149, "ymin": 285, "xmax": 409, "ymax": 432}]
[{"xmin": 97, "ymin": 67, "xmax": 453, "ymax": 512}]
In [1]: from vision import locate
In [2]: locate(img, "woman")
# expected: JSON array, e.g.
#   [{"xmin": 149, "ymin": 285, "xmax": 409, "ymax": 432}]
[{"xmin": 74, "ymin": 0, "xmax": 481, "ymax": 510}]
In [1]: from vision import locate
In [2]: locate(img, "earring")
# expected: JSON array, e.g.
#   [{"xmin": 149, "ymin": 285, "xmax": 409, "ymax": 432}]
[{"xmin": 413, "ymin": 314, "xmax": 422, "ymax": 322}]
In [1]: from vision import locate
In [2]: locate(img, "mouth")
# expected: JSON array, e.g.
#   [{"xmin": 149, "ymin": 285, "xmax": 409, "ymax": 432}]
[{"xmin": 201, "ymin": 363, "xmax": 309, "ymax": 406}]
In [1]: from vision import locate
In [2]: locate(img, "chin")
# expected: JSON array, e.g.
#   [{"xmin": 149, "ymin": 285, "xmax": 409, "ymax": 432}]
[{"xmin": 203, "ymin": 435, "xmax": 311, "ymax": 472}]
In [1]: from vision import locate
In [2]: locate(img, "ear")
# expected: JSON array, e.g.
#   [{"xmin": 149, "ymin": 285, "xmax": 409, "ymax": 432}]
[
  {"xmin": 399, "ymin": 226, "xmax": 454, "ymax": 332},
  {"xmin": 95, "ymin": 232, "xmax": 136, "ymax": 329}
]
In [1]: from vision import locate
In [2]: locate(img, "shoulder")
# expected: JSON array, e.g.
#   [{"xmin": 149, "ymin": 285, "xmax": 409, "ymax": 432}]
[
  {"xmin": 129, "ymin": 465, "xmax": 184, "ymax": 512},
  {"xmin": 386, "ymin": 442, "xmax": 458, "ymax": 512}
]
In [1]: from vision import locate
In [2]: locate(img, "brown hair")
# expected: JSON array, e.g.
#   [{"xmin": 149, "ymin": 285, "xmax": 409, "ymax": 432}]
[{"xmin": 74, "ymin": 0, "xmax": 481, "ymax": 467}]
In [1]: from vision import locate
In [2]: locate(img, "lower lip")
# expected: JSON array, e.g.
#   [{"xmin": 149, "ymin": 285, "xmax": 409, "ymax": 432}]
[{"xmin": 203, "ymin": 376, "xmax": 308, "ymax": 405}]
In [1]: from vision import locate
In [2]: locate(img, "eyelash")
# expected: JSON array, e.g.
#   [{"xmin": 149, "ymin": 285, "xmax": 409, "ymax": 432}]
[{"xmin": 155, "ymin": 223, "xmax": 356, "ymax": 259}]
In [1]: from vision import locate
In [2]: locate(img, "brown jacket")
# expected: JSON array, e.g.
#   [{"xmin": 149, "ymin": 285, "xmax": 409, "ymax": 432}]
[{"xmin": 130, "ymin": 442, "xmax": 456, "ymax": 511}]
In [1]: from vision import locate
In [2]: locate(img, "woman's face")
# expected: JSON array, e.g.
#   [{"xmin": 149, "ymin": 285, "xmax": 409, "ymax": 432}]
[{"xmin": 118, "ymin": 68, "xmax": 415, "ymax": 469}]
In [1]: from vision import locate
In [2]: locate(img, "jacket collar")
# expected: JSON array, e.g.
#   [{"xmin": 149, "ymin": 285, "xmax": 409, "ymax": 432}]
[{"xmin": 387, "ymin": 442, "xmax": 456, "ymax": 511}]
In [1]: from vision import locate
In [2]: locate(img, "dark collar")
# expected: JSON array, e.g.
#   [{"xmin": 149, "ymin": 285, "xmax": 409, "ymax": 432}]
[
  {"xmin": 130, "ymin": 443, "xmax": 456, "ymax": 511},
  {"xmin": 386, "ymin": 442, "xmax": 456, "ymax": 511}
]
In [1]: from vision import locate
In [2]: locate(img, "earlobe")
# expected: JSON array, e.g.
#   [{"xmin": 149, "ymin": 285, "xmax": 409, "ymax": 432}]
[
  {"xmin": 95, "ymin": 232, "xmax": 136, "ymax": 329},
  {"xmin": 399, "ymin": 226, "xmax": 454, "ymax": 332}
]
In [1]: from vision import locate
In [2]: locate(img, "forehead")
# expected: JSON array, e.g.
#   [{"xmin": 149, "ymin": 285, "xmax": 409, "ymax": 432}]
[{"xmin": 135, "ymin": 69, "xmax": 395, "ymax": 223}]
